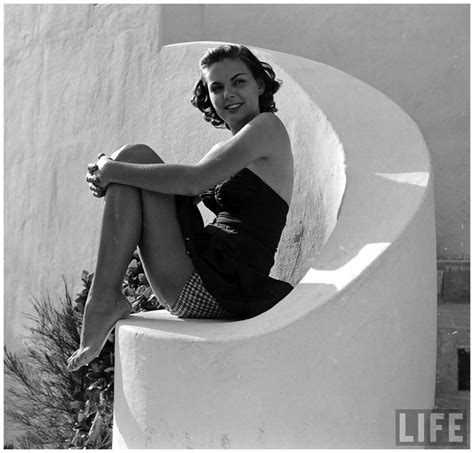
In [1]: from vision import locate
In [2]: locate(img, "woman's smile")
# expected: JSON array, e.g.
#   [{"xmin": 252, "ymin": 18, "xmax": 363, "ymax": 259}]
[{"xmin": 225, "ymin": 102, "xmax": 243, "ymax": 111}]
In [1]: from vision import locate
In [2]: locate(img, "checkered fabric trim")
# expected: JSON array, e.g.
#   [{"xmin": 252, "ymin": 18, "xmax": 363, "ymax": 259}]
[{"xmin": 167, "ymin": 272, "xmax": 231, "ymax": 319}]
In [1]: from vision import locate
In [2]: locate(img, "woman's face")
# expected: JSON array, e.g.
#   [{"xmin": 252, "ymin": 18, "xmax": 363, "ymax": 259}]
[{"xmin": 203, "ymin": 58, "xmax": 264, "ymax": 134}]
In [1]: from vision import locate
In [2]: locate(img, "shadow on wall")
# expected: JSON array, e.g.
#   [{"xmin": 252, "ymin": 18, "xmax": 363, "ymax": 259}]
[
  {"xmin": 270, "ymin": 60, "xmax": 347, "ymax": 286},
  {"xmin": 280, "ymin": 168, "xmax": 429, "ymax": 287},
  {"xmin": 265, "ymin": 50, "xmax": 431, "ymax": 286}
]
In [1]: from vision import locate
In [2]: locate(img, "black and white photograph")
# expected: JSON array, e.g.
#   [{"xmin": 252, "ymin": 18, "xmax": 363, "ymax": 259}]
[{"xmin": 3, "ymin": 3, "xmax": 470, "ymax": 448}]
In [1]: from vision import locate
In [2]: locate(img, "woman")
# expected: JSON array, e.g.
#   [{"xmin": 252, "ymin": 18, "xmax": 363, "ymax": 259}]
[{"xmin": 67, "ymin": 44, "xmax": 294, "ymax": 372}]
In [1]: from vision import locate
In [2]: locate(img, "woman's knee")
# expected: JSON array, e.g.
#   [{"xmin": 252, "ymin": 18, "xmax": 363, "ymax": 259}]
[{"xmin": 111, "ymin": 143, "xmax": 164, "ymax": 164}]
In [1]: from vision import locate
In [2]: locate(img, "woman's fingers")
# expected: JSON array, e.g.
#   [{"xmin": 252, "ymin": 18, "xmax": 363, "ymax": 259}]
[
  {"xmin": 89, "ymin": 183, "xmax": 106, "ymax": 198},
  {"xmin": 86, "ymin": 173, "xmax": 100, "ymax": 184},
  {"xmin": 85, "ymin": 154, "xmax": 108, "ymax": 198},
  {"xmin": 84, "ymin": 155, "xmax": 108, "ymax": 198},
  {"xmin": 88, "ymin": 162, "xmax": 98, "ymax": 173}
]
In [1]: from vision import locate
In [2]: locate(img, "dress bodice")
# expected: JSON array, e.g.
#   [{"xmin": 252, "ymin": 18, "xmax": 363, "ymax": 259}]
[{"xmin": 200, "ymin": 168, "xmax": 289, "ymax": 252}]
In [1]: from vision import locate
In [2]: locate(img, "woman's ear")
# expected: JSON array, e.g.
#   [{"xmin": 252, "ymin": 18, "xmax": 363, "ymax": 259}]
[{"xmin": 257, "ymin": 78, "xmax": 265, "ymax": 95}]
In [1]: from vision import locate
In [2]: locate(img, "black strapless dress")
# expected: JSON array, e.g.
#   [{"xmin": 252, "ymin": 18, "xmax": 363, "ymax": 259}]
[{"xmin": 175, "ymin": 167, "xmax": 293, "ymax": 319}]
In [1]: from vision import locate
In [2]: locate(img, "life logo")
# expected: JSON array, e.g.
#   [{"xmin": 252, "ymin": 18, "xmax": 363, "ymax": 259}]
[{"xmin": 396, "ymin": 409, "xmax": 468, "ymax": 447}]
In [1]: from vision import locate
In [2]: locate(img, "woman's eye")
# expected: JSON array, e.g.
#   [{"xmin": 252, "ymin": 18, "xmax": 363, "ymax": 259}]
[
  {"xmin": 210, "ymin": 86, "xmax": 222, "ymax": 93},
  {"xmin": 234, "ymin": 79, "xmax": 244, "ymax": 85}
]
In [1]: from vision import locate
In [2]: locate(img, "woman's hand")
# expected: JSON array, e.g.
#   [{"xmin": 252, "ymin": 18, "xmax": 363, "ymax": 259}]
[{"xmin": 86, "ymin": 153, "xmax": 113, "ymax": 198}]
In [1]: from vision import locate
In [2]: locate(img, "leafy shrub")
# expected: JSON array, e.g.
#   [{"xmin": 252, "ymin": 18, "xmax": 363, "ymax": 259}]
[{"xmin": 4, "ymin": 250, "xmax": 162, "ymax": 449}]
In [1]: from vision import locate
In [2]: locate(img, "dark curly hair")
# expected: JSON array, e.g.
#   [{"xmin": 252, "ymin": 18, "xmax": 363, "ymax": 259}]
[{"xmin": 190, "ymin": 44, "xmax": 282, "ymax": 129}]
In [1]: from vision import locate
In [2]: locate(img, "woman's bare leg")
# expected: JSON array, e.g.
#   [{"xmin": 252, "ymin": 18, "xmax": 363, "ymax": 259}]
[{"xmin": 67, "ymin": 144, "xmax": 195, "ymax": 371}]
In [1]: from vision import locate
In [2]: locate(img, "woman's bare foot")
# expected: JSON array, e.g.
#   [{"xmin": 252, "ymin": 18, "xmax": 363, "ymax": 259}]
[{"xmin": 67, "ymin": 293, "xmax": 132, "ymax": 372}]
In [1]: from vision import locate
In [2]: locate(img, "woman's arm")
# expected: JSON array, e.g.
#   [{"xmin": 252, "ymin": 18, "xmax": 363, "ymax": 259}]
[{"xmin": 96, "ymin": 113, "xmax": 289, "ymax": 196}]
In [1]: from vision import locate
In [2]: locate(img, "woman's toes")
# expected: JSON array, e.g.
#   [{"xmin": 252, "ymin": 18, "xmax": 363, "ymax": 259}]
[
  {"xmin": 66, "ymin": 356, "xmax": 77, "ymax": 372},
  {"xmin": 67, "ymin": 350, "xmax": 78, "ymax": 364},
  {"xmin": 66, "ymin": 295, "xmax": 131, "ymax": 372},
  {"xmin": 67, "ymin": 353, "xmax": 79, "ymax": 371},
  {"xmin": 67, "ymin": 350, "xmax": 86, "ymax": 372}
]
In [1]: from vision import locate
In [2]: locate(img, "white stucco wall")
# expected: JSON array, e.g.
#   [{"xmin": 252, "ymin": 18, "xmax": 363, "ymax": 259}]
[
  {"xmin": 4, "ymin": 5, "xmax": 467, "ymax": 347},
  {"xmin": 4, "ymin": 4, "xmax": 166, "ymax": 350}
]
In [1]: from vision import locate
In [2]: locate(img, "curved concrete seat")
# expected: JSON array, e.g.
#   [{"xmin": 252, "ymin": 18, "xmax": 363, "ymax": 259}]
[{"xmin": 113, "ymin": 42, "xmax": 437, "ymax": 448}]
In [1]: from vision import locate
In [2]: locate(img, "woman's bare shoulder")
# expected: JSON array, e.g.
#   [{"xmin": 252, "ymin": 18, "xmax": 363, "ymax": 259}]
[
  {"xmin": 256, "ymin": 111, "xmax": 286, "ymax": 129},
  {"xmin": 250, "ymin": 113, "xmax": 290, "ymax": 147}
]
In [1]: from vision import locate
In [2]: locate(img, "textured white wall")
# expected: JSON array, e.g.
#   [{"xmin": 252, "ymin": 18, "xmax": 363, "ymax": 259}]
[
  {"xmin": 161, "ymin": 4, "xmax": 469, "ymax": 260},
  {"xmin": 5, "ymin": 4, "xmax": 166, "ymax": 349}
]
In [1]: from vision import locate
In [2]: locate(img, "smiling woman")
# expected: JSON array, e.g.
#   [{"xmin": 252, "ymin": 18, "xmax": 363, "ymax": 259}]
[{"xmin": 66, "ymin": 44, "xmax": 294, "ymax": 372}]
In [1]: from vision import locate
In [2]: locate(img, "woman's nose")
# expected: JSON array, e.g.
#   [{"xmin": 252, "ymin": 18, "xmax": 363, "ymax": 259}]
[{"xmin": 224, "ymin": 85, "xmax": 236, "ymax": 99}]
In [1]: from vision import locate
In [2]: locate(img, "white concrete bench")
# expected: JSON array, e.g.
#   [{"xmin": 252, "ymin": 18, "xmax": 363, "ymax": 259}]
[{"xmin": 113, "ymin": 42, "xmax": 437, "ymax": 448}]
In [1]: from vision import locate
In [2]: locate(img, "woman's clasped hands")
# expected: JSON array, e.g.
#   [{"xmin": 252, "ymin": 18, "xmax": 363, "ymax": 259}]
[{"xmin": 86, "ymin": 153, "xmax": 112, "ymax": 198}]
